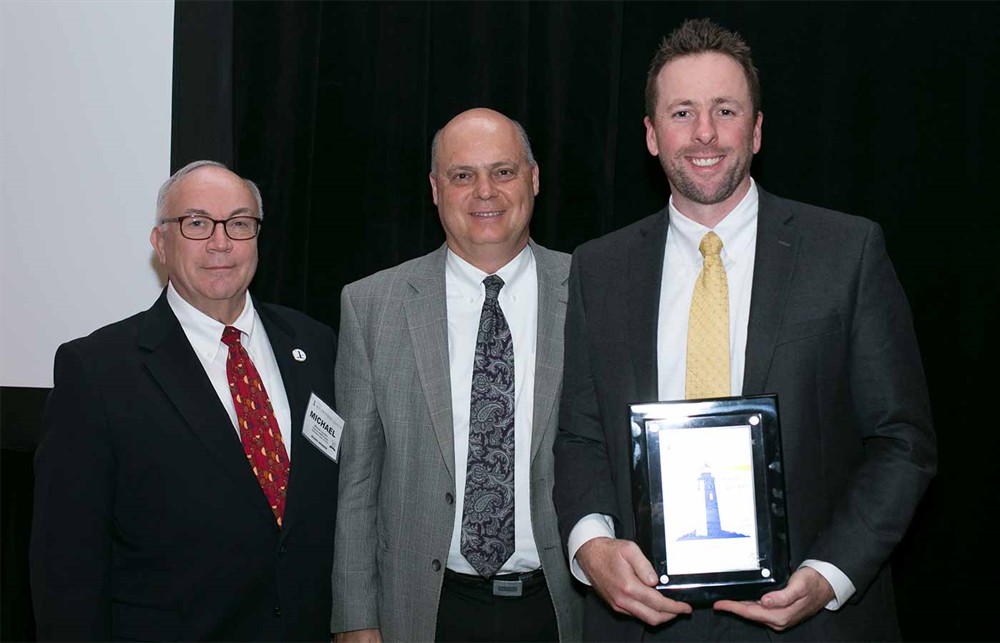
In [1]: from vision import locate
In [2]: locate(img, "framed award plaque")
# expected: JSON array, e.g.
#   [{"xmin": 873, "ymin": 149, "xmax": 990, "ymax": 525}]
[{"xmin": 629, "ymin": 395, "xmax": 789, "ymax": 605}]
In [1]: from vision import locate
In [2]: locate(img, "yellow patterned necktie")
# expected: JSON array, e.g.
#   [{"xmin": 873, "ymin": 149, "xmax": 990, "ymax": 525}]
[{"xmin": 685, "ymin": 231, "xmax": 730, "ymax": 399}]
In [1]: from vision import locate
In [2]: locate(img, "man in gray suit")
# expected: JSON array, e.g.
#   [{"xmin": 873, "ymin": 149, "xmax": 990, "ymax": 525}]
[{"xmin": 332, "ymin": 108, "xmax": 583, "ymax": 642}]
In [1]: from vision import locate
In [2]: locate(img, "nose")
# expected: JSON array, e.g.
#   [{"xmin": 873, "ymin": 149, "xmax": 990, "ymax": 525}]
[
  {"xmin": 206, "ymin": 220, "xmax": 232, "ymax": 251},
  {"xmin": 694, "ymin": 112, "xmax": 717, "ymax": 145},
  {"xmin": 473, "ymin": 173, "xmax": 497, "ymax": 200}
]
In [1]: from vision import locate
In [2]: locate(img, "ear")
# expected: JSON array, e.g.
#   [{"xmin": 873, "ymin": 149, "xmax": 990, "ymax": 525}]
[
  {"xmin": 429, "ymin": 173, "xmax": 439, "ymax": 206},
  {"xmin": 644, "ymin": 116, "xmax": 659, "ymax": 156},
  {"xmin": 150, "ymin": 226, "xmax": 168, "ymax": 266},
  {"xmin": 531, "ymin": 163, "xmax": 539, "ymax": 196},
  {"xmin": 752, "ymin": 111, "xmax": 763, "ymax": 154}
]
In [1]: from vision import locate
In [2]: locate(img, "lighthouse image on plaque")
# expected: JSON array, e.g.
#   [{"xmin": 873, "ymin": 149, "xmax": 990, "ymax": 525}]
[
  {"xmin": 659, "ymin": 423, "xmax": 760, "ymax": 575},
  {"xmin": 679, "ymin": 465, "xmax": 748, "ymax": 540}
]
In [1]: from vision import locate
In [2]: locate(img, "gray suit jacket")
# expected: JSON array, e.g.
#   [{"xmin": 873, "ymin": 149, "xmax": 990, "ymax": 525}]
[{"xmin": 332, "ymin": 241, "xmax": 583, "ymax": 641}]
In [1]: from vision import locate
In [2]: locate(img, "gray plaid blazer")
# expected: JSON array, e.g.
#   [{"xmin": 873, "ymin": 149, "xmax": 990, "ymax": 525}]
[{"xmin": 331, "ymin": 241, "xmax": 583, "ymax": 641}]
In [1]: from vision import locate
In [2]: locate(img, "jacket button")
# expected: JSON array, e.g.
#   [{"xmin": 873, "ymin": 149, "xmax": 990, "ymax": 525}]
[
  {"xmin": 273, "ymin": 607, "xmax": 282, "ymax": 617},
  {"xmin": 432, "ymin": 559, "xmax": 441, "ymax": 571},
  {"xmin": 279, "ymin": 545, "xmax": 287, "ymax": 555},
  {"xmin": 445, "ymin": 492, "xmax": 454, "ymax": 505}
]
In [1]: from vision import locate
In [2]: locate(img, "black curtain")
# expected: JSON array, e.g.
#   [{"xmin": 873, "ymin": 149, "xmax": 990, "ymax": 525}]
[
  {"xmin": 4, "ymin": 1, "xmax": 993, "ymax": 641},
  {"xmin": 177, "ymin": 2, "xmax": 996, "ymax": 642}
]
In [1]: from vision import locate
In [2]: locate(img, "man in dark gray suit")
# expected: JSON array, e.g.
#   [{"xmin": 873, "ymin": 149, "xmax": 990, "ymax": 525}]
[
  {"xmin": 332, "ymin": 108, "xmax": 582, "ymax": 642},
  {"xmin": 553, "ymin": 18, "xmax": 936, "ymax": 642}
]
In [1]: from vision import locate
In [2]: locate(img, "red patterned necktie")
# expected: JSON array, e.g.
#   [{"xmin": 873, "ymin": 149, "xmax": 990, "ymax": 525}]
[{"xmin": 221, "ymin": 326, "xmax": 289, "ymax": 526}]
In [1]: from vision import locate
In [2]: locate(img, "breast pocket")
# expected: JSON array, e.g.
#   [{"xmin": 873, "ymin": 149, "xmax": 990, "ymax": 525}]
[{"xmin": 775, "ymin": 315, "xmax": 842, "ymax": 346}]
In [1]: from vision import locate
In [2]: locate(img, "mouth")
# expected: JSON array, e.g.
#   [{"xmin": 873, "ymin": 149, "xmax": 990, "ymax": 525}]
[
  {"xmin": 469, "ymin": 210, "xmax": 504, "ymax": 218},
  {"xmin": 688, "ymin": 156, "xmax": 724, "ymax": 168}
]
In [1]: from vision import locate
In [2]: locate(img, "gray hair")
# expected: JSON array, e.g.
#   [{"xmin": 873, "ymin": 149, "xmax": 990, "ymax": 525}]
[
  {"xmin": 429, "ymin": 116, "xmax": 536, "ymax": 176},
  {"xmin": 155, "ymin": 160, "xmax": 264, "ymax": 224}
]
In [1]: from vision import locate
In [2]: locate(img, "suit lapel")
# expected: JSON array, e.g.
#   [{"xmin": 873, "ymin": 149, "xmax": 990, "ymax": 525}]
[
  {"xmin": 743, "ymin": 188, "xmax": 798, "ymax": 395},
  {"xmin": 628, "ymin": 210, "xmax": 669, "ymax": 403},
  {"xmin": 404, "ymin": 246, "xmax": 457, "ymax": 479},
  {"xmin": 529, "ymin": 242, "xmax": 568, "ymax": 464},
  {"xmin": 139, "ymin": 291, "xmax": 276, "ymax": 527}
]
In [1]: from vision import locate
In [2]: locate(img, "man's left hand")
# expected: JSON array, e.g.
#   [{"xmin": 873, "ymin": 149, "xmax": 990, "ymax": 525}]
[{"xmin": 713, "ymin": 567, "xmax": 835, "ymax": 632}]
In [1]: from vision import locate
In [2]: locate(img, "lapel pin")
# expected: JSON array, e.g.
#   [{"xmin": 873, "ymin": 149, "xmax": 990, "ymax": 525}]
[{"xmin": 292, "ymin": 349, "xmax": 307, "ymax": 362}]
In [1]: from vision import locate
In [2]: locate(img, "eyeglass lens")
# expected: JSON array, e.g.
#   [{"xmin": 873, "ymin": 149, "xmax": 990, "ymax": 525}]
[{"xmin": 180, "ymin": 215, "xmax": 259, "ymax": 240}]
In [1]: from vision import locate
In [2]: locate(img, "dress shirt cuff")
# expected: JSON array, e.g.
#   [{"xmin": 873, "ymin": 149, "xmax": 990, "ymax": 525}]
[
  {"xmin": 567, "ymin": 513, "xmax": 616, "ymax": 585},
  {"xmin": 799, "ymin": 559, "xmax": 856, "ymax": 610}
]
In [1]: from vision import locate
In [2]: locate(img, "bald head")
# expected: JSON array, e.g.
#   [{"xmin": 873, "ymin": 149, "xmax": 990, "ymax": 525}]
[
  {"xmin": 427, "ymin": 108, "xmax": 540, "ymax": 274},
  {"xmin": 155, "ymin": 160, "xmax": 263, "ymax": 224},
  {"xmin": 430, "ymin": 108, "xmax": 535, "ymax": 176}
]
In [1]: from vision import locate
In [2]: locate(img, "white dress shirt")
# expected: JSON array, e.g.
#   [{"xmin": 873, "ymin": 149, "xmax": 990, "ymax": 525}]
[
  {"xmin": 656, "ymin": 180, "xmax": 757, "ymax": 401},
  {"xmin": 166, "ymin": 282, "xmax": 294, "ymax": 458},
  {"xmin": 445, "ymin": 245, "xmax": 541, "ymax": 574},
  {"xmin": 567, "ymin": 180, "xmax": 855, "ymax": 609}
]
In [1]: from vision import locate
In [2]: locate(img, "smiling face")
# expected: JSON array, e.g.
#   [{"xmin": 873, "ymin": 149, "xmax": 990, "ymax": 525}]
[
  {"xmin": 150, "ymin": 166, "xmax": 259, "ymax": 324},
  {"xmin": 429, "ymin": 109, "xmax": 539, "ymax": 274},
  {"xmin": 644, "ymin": 52, "xmax": 762, "ymax": 226}
]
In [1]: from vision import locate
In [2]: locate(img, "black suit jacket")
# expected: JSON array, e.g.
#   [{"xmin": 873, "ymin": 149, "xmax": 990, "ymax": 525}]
[
  {"xmin": 30, "ymin": 290, "xmax": 339, "ymax": 641},
  {"xmin": 553, "ymin": 188, "xmax": 936, "ymax": 641}
]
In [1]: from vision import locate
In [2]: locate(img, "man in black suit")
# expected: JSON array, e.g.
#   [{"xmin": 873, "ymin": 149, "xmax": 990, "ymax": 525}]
[
  {"xmin": 553, "ymin": 18, "xmax": 936, "ymax": 641},
  {"xmin": 30, "ymin": 160, "xmax": 340, "ymax": 641}
]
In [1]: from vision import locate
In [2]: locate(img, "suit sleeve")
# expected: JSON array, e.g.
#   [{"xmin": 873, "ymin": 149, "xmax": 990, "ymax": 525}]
[
  {"xmin": 809, "ymin": 222, "xmax": 937, "ymax": 597},
  {"xmin": 553, "ymin": 251, "xmax": 624, "ymax": 549},
  {"xmin": 30, "ymin": 342, "xmax": 114, "ymax": 640},
  {"xmin": 331, "ymin": 286, "xmax": 385, "ymax": 632}
]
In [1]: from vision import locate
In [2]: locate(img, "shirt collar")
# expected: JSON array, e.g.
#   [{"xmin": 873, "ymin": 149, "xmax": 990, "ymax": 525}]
[
  {"xmin": 667, "ymin": 178, "xmax": 759, "ymax": 266},
  {"xmin": 165, "ymin": 282, "xmax": 258, "ymax": 359},
  {"xmin": 445, "ymin": 244, "xmax": 534, "ymax": 298}
]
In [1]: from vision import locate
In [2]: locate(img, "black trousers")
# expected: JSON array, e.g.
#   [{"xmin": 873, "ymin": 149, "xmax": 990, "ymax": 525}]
[{"xmin": 436, "ymin": 568, "xmax": 559, "ymax": 642}]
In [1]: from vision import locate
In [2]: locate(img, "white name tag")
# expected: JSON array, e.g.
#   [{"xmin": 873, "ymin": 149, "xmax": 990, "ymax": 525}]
[{"xmin": 302, "ymin": 393, "xmax": 343, "ymax": 463}]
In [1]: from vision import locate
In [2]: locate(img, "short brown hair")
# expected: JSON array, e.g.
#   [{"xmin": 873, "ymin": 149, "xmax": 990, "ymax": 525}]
[{"xmin": 644, "ymin": 18, "xmax": 760, "ymax": 119}]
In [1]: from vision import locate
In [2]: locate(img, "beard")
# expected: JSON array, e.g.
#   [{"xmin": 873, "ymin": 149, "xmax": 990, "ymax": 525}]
[{"xmin": 662, "ymin": 144, "xmax": 753, "ymax": 206}]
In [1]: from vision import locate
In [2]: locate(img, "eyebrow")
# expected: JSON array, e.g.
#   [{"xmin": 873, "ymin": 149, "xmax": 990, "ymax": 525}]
[
  {"xmin": 183, "ymin": 207, "xmax": 254, "ymax": 218},
  {"xmin": 667, "ymin": 95, "xmax": 744, "ymax": 107},
  {"xmin": 445, "ymin": 160, "xmax": 520, "ymax": 173}
]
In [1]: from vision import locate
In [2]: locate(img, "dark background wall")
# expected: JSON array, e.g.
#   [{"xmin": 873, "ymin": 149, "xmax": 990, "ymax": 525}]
[{"xmin": 3, "ymin": 1, "xmax": 997, "ymax": 640}]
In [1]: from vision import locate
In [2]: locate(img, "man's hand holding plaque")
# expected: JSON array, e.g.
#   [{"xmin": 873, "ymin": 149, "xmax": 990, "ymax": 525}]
[
  {"xmin": 714, "ymin": 566, "xmax": 835, "ymax": 632},
  {"xmin": 577, "ymin": 537, "xmax": 692, "ymax": 626}
]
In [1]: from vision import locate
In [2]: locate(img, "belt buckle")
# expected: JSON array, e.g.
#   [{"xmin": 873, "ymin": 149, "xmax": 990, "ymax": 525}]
[{"xmin": 492, "ymin": 578, "xmax": 523, "ymax": 597}]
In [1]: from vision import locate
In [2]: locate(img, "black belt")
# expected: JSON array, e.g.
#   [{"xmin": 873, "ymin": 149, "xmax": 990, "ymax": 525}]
[{"xmin": 444, "ymin": 568, "xmax": 545, "ymax": 597}]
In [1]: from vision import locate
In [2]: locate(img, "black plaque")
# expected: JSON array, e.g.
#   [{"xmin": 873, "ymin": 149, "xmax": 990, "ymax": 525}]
[{"xmin": 629, "ymin": 395, "xmax": 789, "ymax": 605}]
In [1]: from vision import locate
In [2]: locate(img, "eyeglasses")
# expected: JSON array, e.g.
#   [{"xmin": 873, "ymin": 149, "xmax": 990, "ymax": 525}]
[{"xmin": 159, "ymin": 215, "xmax": 262, "ymax": 240}]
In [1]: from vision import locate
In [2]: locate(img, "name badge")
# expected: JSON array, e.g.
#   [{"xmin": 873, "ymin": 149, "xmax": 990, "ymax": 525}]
[{"xmin": 302, "ymin": 393, "xmax": 343, "ymax": 463}]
